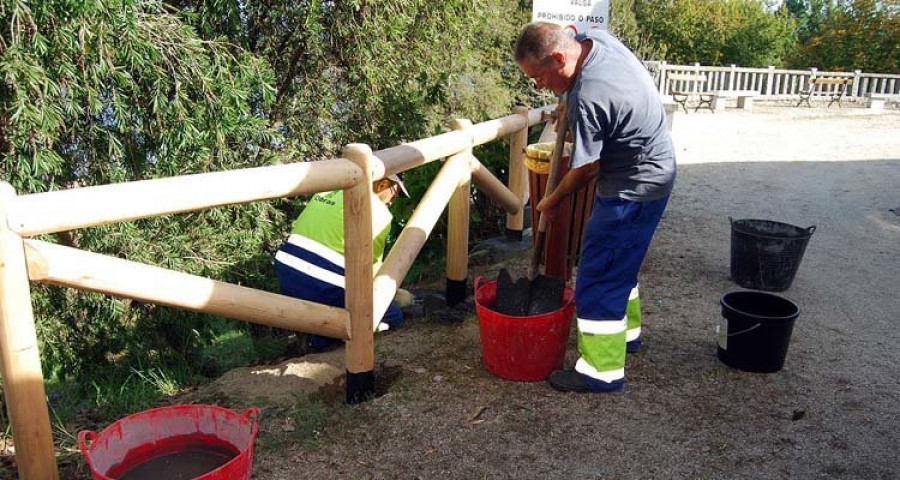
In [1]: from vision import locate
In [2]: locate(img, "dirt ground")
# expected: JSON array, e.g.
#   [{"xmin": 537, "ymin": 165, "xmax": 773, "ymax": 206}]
[{"xmin": 86, "ymin": 103, "xmax": 900, "ymax": 479}]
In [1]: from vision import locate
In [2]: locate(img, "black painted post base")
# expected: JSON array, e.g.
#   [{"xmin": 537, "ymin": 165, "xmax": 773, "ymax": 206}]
[
  {"xmin": 346, "ymin": 370, "xmax": 374, "ymax": 404},
  {"xmin": 445, "ymin": 277, "xmax": 468, "ymax": 307},
  {"xmin": 505, "ymin": 228, "xmax": 523, "ymax": 242}
]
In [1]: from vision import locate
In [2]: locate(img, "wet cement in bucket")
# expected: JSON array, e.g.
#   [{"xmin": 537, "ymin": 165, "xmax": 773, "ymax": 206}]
[
  {"xmin": 110, "ymin": 437, "xmax": 238, "ymax": 480},
  {"xmin": 494, "ymin": 268, "xmax": 564, "ymax": 316}
]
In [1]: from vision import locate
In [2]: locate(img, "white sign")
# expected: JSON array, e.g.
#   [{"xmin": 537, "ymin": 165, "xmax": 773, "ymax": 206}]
[{"xmin": 532, "ymin": 0, "xmax": 609, "ymax": 34}]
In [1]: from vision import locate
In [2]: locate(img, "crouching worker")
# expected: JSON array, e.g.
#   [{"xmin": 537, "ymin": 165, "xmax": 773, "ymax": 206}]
[{"xmin": 275, "ymin": 174, "xmax": 412, "ymax": 351}]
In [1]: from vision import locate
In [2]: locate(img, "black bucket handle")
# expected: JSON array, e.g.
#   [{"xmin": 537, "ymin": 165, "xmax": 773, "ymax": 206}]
[
  {"xmin": 728, "ymin": 217, "xmax": 817, "ymax": 236},
  {"xmin": 727, "ymin": 323, "xmax": 761, "ymax": 337}
]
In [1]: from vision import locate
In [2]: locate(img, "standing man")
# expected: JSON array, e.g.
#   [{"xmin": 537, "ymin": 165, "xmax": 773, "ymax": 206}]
[{"xmin": 514, "ymin": 23, "xmax": 676, "ymax": 393}]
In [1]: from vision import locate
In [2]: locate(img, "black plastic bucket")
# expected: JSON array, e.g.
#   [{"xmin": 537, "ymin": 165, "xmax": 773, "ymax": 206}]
[
  {"xmin": 730, "ymin": 218, "xmax": 815, "ymax": 291},
  {"xmin": 717, "ymin": 291, "xmax": 800, "ymax": 373}
]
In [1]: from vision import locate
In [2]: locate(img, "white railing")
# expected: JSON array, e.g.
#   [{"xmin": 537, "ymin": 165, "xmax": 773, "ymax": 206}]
[{"xmin": 646, "ymin": 61, "xmax": 900, "ymax": 99}]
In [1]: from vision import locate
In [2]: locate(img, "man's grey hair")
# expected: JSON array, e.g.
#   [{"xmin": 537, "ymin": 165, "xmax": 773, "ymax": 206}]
[{"xmin": 514, "ymin": 22, "xmax": 569, "ymax": 66}]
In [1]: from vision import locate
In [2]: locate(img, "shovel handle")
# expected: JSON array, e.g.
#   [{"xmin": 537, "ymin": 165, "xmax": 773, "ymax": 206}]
[{"xmin": 530, "ymin": 97, "xmax": 568, "ymax": 279}]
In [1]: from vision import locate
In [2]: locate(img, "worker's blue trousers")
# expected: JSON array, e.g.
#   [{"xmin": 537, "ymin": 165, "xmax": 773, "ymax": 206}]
[
  {"xmin": 275, "ymin": 241, "xmax": 402, "ymax": 349},
  {"xmin": 574, "ymin": 195, "xmax": 669, "ymax": 391}
]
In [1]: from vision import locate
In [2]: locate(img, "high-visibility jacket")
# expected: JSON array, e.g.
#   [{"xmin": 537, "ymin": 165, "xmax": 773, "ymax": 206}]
[
  {"xmin": 274, "ymin": 190, "xmax": 401, "ymax": 332},
  {"xmin": 279, "ymin": 190, "xmax": 392, "ymax": 284}
]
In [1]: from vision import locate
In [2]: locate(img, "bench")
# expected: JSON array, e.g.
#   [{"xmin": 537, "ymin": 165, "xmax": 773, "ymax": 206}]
[
  {"xmin": 668, "ymin": 73, "xmax": 715, "ymax": 113},
  {"xmin": 797, "ymin": 78, "xmax": 853, "ymax": 108},
  {"xmin": 708, "ymin": 90, "xmax": 760, "ymax": 112}
]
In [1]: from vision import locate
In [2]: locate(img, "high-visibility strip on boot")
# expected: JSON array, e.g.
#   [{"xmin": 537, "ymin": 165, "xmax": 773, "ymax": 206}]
[
  {"xmin": 575, "ymin": 317, "xmax": 626, "ymax": 383},
  {"xmin": 626, "ymin": 284, "xmax": 641, "ymax": 342}
]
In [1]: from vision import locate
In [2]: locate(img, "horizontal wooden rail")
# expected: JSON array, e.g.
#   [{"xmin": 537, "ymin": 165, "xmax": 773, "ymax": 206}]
[
  {"xmin": 24, "ymin": 240, "xmax": 350, "ymax": 339},
  {"xmin": 374, "ymin": 106, "xmax": 551, "ymax": 177},
  {"xmin": 469, "ymin": 155, "xmax": 520, "ymax": 214},
  {"xmin": 8, "ymin": 159, "xmax": 363, "ymax": 237},
  {"xmin": 8, "ymin": 107, "xmax": 552, "ymax": 239},
  {"xmin": 372, "ymin": 151, "xmax": 472, "ymax": 321}
]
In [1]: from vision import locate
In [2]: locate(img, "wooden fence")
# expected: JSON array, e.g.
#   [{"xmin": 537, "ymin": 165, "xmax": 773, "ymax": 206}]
[
  {"xmin": 647, "ymin": 61, "xmax": 900, "ymax": 99},
  {"xmin": 0, "ymin": 103, "xmax": 555, "ymax": 479}
]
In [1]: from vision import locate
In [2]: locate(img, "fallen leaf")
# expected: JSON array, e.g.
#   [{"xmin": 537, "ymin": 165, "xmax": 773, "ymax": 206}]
[{"xmin": 470, "ymin": 406, "xmax": 488, "ymax": 422}]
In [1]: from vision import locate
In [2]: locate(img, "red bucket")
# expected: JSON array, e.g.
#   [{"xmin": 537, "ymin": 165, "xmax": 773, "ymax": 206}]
[
  {"xmin": 474, "ymin": 276, "xmax": 575, "ymax": 381},
  {"xmin": 79, "ymin": 404, "xmax": 260, "ymax": 480}
]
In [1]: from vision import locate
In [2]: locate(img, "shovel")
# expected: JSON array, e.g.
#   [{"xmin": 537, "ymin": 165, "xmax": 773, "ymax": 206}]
[{"xmin": 529, "ymin": 97, "xmax": 569, "ymax": 281}]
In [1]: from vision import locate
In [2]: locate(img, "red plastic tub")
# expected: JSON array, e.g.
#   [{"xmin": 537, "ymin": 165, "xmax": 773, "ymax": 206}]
[
  {"xmin": 474, "ymin": 276, "xmax": 575, "ymax": 381},
  {"xmin": 79, "ymin": 404, "xmax": 259, "ymax": 480}
]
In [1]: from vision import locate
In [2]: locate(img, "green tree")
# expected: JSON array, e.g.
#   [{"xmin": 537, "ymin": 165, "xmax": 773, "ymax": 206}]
[
  {"xmin": 611, "ymin": 0, "xmax": 667, "ymax": 60},
  {"xmin": 788, "ymin": 0, "xmax": 900, "ymax": 72},
  {"xmin": 0, "ymin": 0, "xmax": 539, "ymax": 383},
  {"xmin": 723, "ymin": 0, "xmax": 798, "ymax": 66},
  {"xmin": 635, "ymin": 0, "xmax": 797, "ymax": 66},
  {"xmin": 180, "ymin": 1, "xmax": 531, "ymax": 155},
  {"xmin": 180, "ymin": 0, "xmax": 535, "ymax": 264},
  {"xmin": 782, "ymin": 0, "xmax": 838, "ymax": 43},
  {"xmin": 0, "ymin": 0, "xmax": 284, "ymax": 378}
]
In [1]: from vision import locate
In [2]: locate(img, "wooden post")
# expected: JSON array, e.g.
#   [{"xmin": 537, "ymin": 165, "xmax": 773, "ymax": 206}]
[
  {"xmin": 0, "ymin": 183, "xmax": 59, "ymax": 480},
  {"xmin": 852, "ymin": 70, "xmax": 862, "ymax": 98},
  {"xmin": 342, "ymin": 144, "xmax": 375, "ymax": 404},
  {"xmin": 446, "ymin": 120, "xmax": 473, "ymax": 306},
  {"xmin": 505, "ymin": 106, "xmax": 529, "ymax": 241},
  {"xmin": 766, "ymin": 66, "xmax": 776, "ymax": 96}
]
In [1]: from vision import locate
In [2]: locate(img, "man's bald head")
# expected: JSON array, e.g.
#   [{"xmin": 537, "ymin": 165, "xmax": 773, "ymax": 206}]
[{"xmin": 514, "ymin": 22, "xmax": 572, "ymax": 66}]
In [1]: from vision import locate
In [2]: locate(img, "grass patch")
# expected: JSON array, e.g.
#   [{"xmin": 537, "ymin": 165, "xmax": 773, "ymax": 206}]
[
  {"xmin": 203, "ymin": 328, "xmax": 259, "ymax": 371},
  {"xmin": 46, "ymin": 363, "xmax": 198, "ymax": 425},
  {"xmin": 35, "ymin": 326, "xmax": 289, "ymax": 444}
]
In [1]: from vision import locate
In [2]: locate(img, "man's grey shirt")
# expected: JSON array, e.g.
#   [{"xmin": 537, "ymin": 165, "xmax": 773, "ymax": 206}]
[{"xmin": 566, "ymin": 29, "xmax": 676, "ymax": 201}]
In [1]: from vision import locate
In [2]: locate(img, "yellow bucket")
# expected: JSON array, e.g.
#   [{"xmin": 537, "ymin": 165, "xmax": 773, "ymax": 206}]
[{"xmin": 524, "ymin": 142, "xmax": 571, "ymax": 174}]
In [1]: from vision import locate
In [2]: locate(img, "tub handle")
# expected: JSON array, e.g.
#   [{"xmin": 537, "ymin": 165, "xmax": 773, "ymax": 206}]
[
  {"xmin": 78, "ymin": 430, "xmax": 98, "ymax": 467},
  {"xmin": 242, "ymin": 407, "xmax": 261, "ymax": 439},
  {"xmin": 806, "ymin": 225, "xmax": 817, "ymax": 235},
  {"xmin": 727, "ymin": 323, "xmax": 761, "ymax": 337},
  {"xmin": 474, "ymin": 276, "xmax": 486, "ymax": 292}
]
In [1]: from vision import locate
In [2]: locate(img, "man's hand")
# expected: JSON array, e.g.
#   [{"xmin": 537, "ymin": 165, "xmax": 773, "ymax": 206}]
[
  {"xmin": 536, "ymin": 193, "xmax": 561, "ymax": 220},
  {"xmin": 394, "ymin": 288, "xmax": 416, "ymax": 308},
  {"xmin": 536, "ymin": 161, "xmax": 600, "ymax": 222}
]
